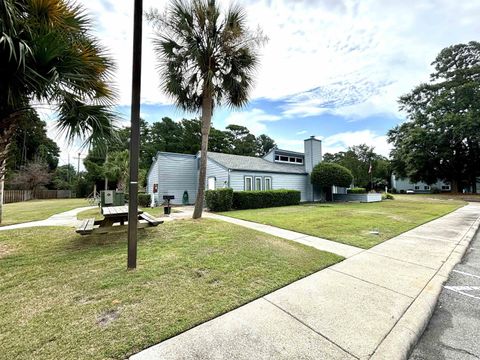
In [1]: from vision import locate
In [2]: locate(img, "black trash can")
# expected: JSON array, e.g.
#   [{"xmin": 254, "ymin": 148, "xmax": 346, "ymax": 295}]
[{"xmin": 163, "ymin": 195, "xmax": 174, "ymax": 215}]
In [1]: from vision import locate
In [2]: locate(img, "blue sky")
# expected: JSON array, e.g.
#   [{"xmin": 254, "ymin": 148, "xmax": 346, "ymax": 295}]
[{"xmin": 45, "ymin": 0, "xmax": 480, "ymax": 164}]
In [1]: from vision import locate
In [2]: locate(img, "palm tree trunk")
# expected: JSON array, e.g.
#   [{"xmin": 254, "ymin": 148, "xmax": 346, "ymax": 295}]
[
  {"xmin": 0, "ymin": 120, "xmax": 17, "ymax": 224},
  {"xmin": 193, "ymin": 95, "xmax": 213, "ymax": 219}
]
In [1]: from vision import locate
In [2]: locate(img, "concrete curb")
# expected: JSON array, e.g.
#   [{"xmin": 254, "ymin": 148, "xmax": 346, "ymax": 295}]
[{"xmin": 370, "ymin": 211, "xmax": 480, "ymax": 360}]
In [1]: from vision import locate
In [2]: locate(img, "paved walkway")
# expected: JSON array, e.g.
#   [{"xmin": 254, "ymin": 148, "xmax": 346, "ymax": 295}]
[
  {"xmin": 131, "ymin": 204, "xmax": 480, "ymax": 360},
  {"xmin": 0, "ymin": 206, "xmax": 96, "ymax": 231}
]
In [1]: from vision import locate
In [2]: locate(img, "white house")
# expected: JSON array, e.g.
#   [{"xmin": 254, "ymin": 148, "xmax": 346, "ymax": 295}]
[{"xmin": 146, "ymin": 136, "xmax": 344, "ymax": 205}]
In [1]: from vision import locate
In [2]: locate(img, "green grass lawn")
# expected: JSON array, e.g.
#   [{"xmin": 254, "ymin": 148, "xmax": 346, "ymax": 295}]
[
  {"xmin": 0, "ymin": 219, "xmax": 341, "ymax": 360},
  {"xmin": 220, "ymin": 195, "xmax": 466, "ymax": 249},
  {"xmin": 1, "ymin": 198, "xmax": 89, "ymax": 227}
]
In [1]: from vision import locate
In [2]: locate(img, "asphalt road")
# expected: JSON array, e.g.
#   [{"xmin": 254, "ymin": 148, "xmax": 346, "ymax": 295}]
[{"xmin": 410, "ymin": 230, "xmax": 480, "ymax": 360}]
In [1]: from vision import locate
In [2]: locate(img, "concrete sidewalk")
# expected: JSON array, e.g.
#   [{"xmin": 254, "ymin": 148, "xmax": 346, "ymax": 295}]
[
  {"xmin": 131, "ymin": 204, "xmax": 480, "ymax": 360},
  {"xmin": 0, "ymin": 206, "xmax": 96, "ymax": 231}
]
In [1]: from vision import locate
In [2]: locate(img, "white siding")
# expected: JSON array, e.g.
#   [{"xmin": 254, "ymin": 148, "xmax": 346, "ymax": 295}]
[
  {"xmin": 391, "ymin": 174, "xmax": 450, "ymax": 193},
  {"xmin": 229, "ymin": 171, "xmax": 309, "ymax": 201},
  {"xmin": 262, "ymin": 148, "xmax": 275, "ymax": 162},
  {"xmin": 206, "ymin": 159, "xmax": 229, "ymax": 189},
  {"xmin": 156, "ymin": 153, "xmax": 198, "ymax": 204},
  {"xmin": 146, "ymin": 158, "xmax": 160, "ymax": 205}
]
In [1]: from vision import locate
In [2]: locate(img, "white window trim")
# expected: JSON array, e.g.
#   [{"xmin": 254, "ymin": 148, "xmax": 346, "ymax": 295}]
[
  {"xmin": 274, "ymin": 155, "xmax": 304, "ymax": 165},
  {"xmin": 264, "ymin": 177, "xmax": 272, "ymax": 190},
  {"xmin": 207, "ymin": 177, "xmax": 216, "ymax": 190},
  {"xmin": 255, "ymin": 177, "xmax": 262, "ymax": 191},
  {"xmin": 424, "ymin": 185, "xmax": 431, "ymax": 190},
  {"xmin": 244, "ymin": 176, "xmax": 253, "ymax": 191}
]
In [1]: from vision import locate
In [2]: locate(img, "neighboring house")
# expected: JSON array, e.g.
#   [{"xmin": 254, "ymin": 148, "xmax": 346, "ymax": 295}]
[
  {"xmin": 391, "ymin": 174, "xmax": 451, "ymax": 193},
  {"xmin": 147, "ymin": 136, "xmax": 341, "ymax": 205}
]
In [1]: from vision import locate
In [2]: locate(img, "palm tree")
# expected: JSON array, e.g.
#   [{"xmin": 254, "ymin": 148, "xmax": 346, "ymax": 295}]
[
  {"xmin": 104, "ymin": 150, "xmax": 130, "ymax": 191},
  {"xmin": 147, "ymin": 0, "xmax": 265, "ymax": 219},
  {"xmin": 0, "ymin": 0, "xmax": 117, "ymax": 222}
]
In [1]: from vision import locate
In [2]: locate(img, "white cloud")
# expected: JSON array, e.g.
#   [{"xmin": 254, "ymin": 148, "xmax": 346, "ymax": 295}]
[
  {"xmin": 296, "ymin": 130, "xmax": 307, "ymax": 135},
  {"xmin": 224, "ymin": 108, "xmax": 281, "ymax": 135},
  {"xmin": 76, "ymin": 0, "xmax": 480, "ymax": 118},
  {"xmin": 322, "ymin": 130, "xmax": 392, "ymax": 157}
]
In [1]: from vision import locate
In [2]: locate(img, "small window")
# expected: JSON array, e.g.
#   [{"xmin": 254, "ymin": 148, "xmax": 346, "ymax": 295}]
[
  {"xmin": 414, "ymin": 185, "xmax": 420, "ymax": 190},
  {"xmin": 244, "ymin": 176, "xmax": 253, "ymax": 191},
  {"xmin": 424, "ymin": 185, "xmax": 430, "ymax": 190},
  {"xmin": 296, "ymin": 158, "xmax": 303, "ymax": 163},
  {"xmin": 442, "ymin": 185, "xmax": 451, "ymax": 190},
  {"xmin": 255, "ymin": 177, "xmax": 262, "ymax": 190},
  {"xmin": 274, "ymin": 155, "xmax": 280, "ymax": 161},
  {"xmin": 207, "ymin": 177, "xmax": 216, "ymax": 190},
  {"xmin": 280, "ymin": 156, "xmax": 289, "ymax": 162},
  {"xmin": 264, "ymin": 177, "xmax": 272, "ymax": 190},
  {"xmin": 289, "ymin": 157, "xmax": 296, "ymax": 163}
]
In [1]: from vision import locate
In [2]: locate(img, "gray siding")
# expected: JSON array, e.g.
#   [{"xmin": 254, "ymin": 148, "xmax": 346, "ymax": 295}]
[
  {"xmin": 156, "ymin": 153, "xmax": 198, "ymax": 204},
  {"xmin": 262, "ymin": 148, "xmax": 275, "ymax": 162},
  {"xmin": 304, "ymin": 137, "xmax": 322, "ymax": 201},
  {"xmin": 391, "ymin": 175, "xmax": 450, "ymax": 193},
  {"xmin": 146, "ymin": 158, "xmax": 160, "ymax": 205},
  {"xmin": 229, "ymin": 171, "xmax": 309, "ymax": 201},
  {"xmin": 206, "ymin": 159, "xmax": 229, "ymax": 189}
]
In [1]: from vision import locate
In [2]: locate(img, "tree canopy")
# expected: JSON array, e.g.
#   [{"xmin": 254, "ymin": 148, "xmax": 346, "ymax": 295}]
[
  {"xmin": 323, "ymin": 144, "xmax": 390, "ymax": 189},
  {"xmin": 388, "ymin": 41, "xmax": 480, "ymax": 193},
  {"xmin": 311, "ymin": 163, "xmax": 353, "ymax": 188}
]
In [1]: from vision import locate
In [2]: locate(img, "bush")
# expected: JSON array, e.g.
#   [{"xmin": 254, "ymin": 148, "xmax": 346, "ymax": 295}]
[
  {"xmin": 400, "ymin": 189, "xmax": 406, "ymax": 194},
  {"xmin": 382, "ymin": 193, "xmax": 395, "ymax": 200},
  {"xmin": 431, "ymin": 187, "xmax": 441, "ymax": 194},
  {"xmin": 311, "ymin": 163, "xmax": 353, "ymax": 188},
  {"xmin": 232, "ymin": 189, "xmax": 300, "ymax": 210},
  {"xmin": 347, "ymin": 187, "xmax": 366, "ymax": 194},
  {"xmin": 390, "ymin": 187, "xmax": 397, "ymax": 194},
  {"xmin": 138, "ymin": 193, "xmax": 151, "ymax": 207},
  {"xmin": 205, "ymin": 188, "xmax": 234, "ymax": 211}
]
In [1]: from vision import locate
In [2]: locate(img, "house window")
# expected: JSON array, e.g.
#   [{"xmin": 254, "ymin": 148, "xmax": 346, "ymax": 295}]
[
  {"xmin": 207, "ymin": 177, "xmax": 216, "ymax": 190},
  {"xmin": 414, "ymin": 185, "xmax": 420, "ymax": 190},
  {"xmin": 255, "ymin": 177, "xmax": 262, "ymax": 190},
  {"xmin": 244, "ymin": 176, "xmax": 253, "ymax": 191},
  {"xmin": 424, "ymin": 185, "xmax": 430, "ymax": 190},
  {"xmin": 264, "ymin": 177, "xmax": 272, "ymax": 190},
  {"xmin": 275, "ymin": 155, "xmax": 304, "ymax": 164},
  {"xmin": 442, "ymin": 185, "xmax": 451, "ymax": 191}
]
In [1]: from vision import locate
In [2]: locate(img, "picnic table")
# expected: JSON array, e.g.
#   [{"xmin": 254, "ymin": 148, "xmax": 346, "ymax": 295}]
[{"xmin": 76, "ymin": 205, "xmax": 163, "ymax": 235}]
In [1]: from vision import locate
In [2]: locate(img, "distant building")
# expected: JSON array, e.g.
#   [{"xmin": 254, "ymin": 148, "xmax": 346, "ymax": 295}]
[
  {"xmin": 391, "ymin": 174, "xmax": 451, "ymax": 193},
  {"xmin": 147, "ymin": 136, "xmax": 346, "ymax": 205}
]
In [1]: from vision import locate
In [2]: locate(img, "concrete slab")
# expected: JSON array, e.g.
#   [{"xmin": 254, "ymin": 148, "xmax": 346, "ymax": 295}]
[
  {"xmin": 330, "ymin": 252, "xmax": 437, "ymax": 298},
  {"xmin": 293, "ymin": 236, "xmax": 363, "ymax": 258},
  {"xmin": 130, "ymin": 298, "xmax": 354, "ymax": 360},
  {"xmin": 370, "ymin": 235, "xmax": 456, "ymax": 269},
  {"xmin": 265, "ymin": 269, "xmax": 412, "ymax": 358}
]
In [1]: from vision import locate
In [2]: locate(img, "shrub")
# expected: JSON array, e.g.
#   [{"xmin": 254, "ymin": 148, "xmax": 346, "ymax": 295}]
[
  {"xmin": 382, "ymin": 193, "xmax": 395, "ymax": 200},
  {"xmin": 400, "ymin": 189, "xmax": 406, "ymax": 194},
  {"xmin": 205, "ymin": 188, "xmax": 234, "ymax": 212},
  {"xmin": 431, "ymin": 187, "xmax": 441, "ymax": 194},
  {"xmin": 390, "ymin": 187, "xmax": 397, "ymax": 194},
  {"xmin": 311, "ymin": 163, "xmax": 353, "ymax": 188},
  {"xmin": 232, "ymin": 189, "xmax": 300, "ymax": 210},
  {"xmin": 138, "ymin": 193, "xmax": 151, "ymax": 207},
  {"xmin": 347, "ymin": 187, "xmax": 366, "ymax": 194}
]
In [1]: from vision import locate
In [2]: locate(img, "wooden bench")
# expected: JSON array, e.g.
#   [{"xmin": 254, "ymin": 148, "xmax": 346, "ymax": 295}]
[
  {"xmin": 76, "ymin": 218, "xmax": 96, "ymax": 235},
  {"xmin": 139, "ymin": 212, "xmax": 163, "ymax": 226}
]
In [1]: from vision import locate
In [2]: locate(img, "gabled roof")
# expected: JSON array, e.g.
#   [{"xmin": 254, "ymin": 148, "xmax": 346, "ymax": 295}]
[{"xmin": 207, "ymin": 152, "xmax": 307, "ymax": 174}]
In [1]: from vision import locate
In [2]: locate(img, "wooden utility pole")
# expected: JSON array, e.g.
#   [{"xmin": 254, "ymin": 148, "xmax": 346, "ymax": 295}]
[{"xmin": 127, "ymin": 0, "xmax": 143, "ymax": 270}]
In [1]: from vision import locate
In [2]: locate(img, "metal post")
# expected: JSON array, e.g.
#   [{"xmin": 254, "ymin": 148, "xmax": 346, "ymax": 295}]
[{"xmin": 127, "ymin": 0, "xmax": 143, "ymax": 270}]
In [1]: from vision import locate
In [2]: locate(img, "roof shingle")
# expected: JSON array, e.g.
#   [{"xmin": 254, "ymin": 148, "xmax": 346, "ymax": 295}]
[{"xmin": 207, "ymin": 152, "xmax": 307, "ymax": 174}]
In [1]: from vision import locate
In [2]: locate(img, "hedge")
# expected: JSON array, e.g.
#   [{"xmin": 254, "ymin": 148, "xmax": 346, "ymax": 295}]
[
  {"xmin": 311, "ymin": 162, "xmax": 353, "ymax": 188},
  {"xmin": 205, "ymin": 188, "xmax": 234, "ymax": 212},
  {"xmin": 347, "ymin": 187, "xmax": 366, "ymax": 194},
  {"xmin": 138, "ymin": 193, "xmax": 151, "ymax": 207},
  {"xmin": 232, "ymin": 189, "xmax": 301, "ymax": 210}
]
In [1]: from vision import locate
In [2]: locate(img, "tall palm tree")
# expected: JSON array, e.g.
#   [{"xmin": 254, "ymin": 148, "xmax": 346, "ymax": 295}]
[
  {"xmin": 0, "ymin": 0, "xmax": 117, "ymax": 222},
  {"xmin": 147, "ymin": 0, "xmax": 265, "ymax": 218}
]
